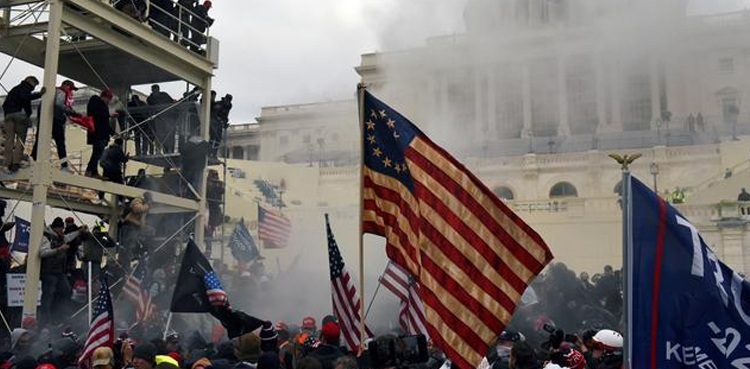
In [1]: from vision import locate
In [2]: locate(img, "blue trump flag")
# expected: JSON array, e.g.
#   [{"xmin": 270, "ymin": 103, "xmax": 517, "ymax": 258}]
[
  {"xmin": 630, "ymin": 176, "xmax": 750, "ymax": 369},
  {"xmin": 11, "ymin": 216, "xmax": 30, "ymax": 253},
  {"xmin": 229, "ymin": 219, "xmax": 259, "ymax": 262}
]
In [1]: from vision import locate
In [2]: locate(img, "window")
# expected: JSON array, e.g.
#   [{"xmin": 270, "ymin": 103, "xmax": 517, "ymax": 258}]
[
  {"xmin": 279, "ymin": 136, "xmax": 289, "ymax": 145},
  {"xmin": 493, "ymin": 186, "xmax": 515, "ymax": 200},
  {"xmin": 719, "ymin": 57, "xmax": 734, "ymax": 73},
  {"xmin": 550, "ymin": 182, "xmax": 578, "ymax": 198}
]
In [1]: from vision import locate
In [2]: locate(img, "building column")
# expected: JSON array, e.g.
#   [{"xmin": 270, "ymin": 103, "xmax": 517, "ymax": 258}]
[
  {"xmin": 594, "ymin": 54, "xmax": 607, "ymax": 133},
  {"xmin": 487, "ymin": 68, "xmax": 498, "ymax": 139},
  {"xmin": 557, "ymin": 56, "xmax": 570, "ymax": 136},
  {"xmin": 650, "ymin": 57, "xmax": 661, "ymax": 122},
  {"xmin": 609, "ymin": 56, "xmax": 623, "ymax": 131},
  {"xmin": 522, "ymin": 63, "xmax": 533, "ymax": 138},
  {"xmin": 474, "ymin": 70, "xmax": 484, "ymax": 140}
]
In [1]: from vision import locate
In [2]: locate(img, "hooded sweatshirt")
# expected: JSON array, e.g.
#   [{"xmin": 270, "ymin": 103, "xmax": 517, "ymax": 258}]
[{"xmin": 10, "ymin": 328, "xmax": 29, "ymax": 354}]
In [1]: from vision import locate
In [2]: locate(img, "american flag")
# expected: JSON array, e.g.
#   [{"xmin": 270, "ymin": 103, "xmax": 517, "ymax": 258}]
[
  {"xmin": 258, "ymin": 205, "xmax": 291, "ymax": 247},
  {"xmin": 203, "ymin": 270, "xmax": 228, "ymax": 307},
  {"xmin": 124, "ymin": 262, "xmax": 155, "ymax": 322},
  {"xmin": 325, "ymin": 214, "xmax": 372, "ymax": 351},
  {"xmin": 78, "ymin": 277, "xmax": 114, "ymax": 369},
  {"xmin": 380, "ymin": 262, "xmax": 429, "ymax": 338},
  {"xmin": 360, "ymin": 91, "xmax": 553, "ymax": 369}
]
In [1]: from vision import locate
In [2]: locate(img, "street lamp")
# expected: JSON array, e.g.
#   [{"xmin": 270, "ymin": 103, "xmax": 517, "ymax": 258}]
[{"xmin": 650, "ymin": 162, "xmax": 659, "ymax": 193}]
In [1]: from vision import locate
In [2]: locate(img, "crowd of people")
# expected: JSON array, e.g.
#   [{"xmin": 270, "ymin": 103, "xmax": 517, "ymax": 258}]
[
  {"xmin": 112, "ymin": 0, "xmax": 215, "ymax": 54},
  {"xmin": 0, "ymin": 258, "xmax": 624, "ymax": 369}
]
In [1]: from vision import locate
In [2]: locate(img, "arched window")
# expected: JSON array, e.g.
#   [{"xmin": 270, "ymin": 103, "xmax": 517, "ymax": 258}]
[
  {"xmin": 231, "ymin": 146, "xmax": 244, "ymax": 159},
  {"xmin": 493, "ymin": 186, "xmax": 515, "ymax": 200},
  {"xmin": 550, "ymin": 181, "xmax": 578, "ymax": 198}
]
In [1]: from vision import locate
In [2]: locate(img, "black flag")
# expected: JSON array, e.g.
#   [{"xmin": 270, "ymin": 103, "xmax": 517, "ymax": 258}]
[{"xmin": 170, "ymin": 240, "xmax": 214, "ymax": 312}]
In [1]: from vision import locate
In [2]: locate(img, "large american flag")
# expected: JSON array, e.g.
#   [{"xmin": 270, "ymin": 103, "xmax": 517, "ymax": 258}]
[
  {"xmin": 380, "ymin": 261, "xmax": 429, "ymax": 338},
  {"xmin": 78, "ymin": 277, "xmax": 114, "ymax": 369},
  {"xmin": 325, "ymin": 214, "xmax": 372, "ymax": 351},
  {"xmin": 360, "ymin": 90, "xmax": 553, "ymax": 369},
  {"xmin": 124, "ymin": 262, "xmax": 155, "ymax": 322},
  {"xmin": 258, "ymin": 205, "xmax": 291, "ymax": 247}
]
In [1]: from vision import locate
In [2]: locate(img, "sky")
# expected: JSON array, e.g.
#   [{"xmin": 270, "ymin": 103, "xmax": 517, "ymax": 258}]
[{"xmin": 0, "ymin": 0, "xmax": 747, "ymax": 123}]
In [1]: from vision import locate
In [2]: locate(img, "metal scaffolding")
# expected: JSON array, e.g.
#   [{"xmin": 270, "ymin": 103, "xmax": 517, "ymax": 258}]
[{"xmin": 0, "ymin": 0, "xmax": 218, "ymax": 320}]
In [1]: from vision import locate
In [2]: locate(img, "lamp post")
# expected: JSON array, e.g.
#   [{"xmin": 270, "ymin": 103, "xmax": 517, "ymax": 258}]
[{"xmin": 650, "ymin": 162, "xmax": 659, "ymax": 193}]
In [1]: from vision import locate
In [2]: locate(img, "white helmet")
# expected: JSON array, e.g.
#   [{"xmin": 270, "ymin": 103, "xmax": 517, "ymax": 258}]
[{"xmin": 592, "ymin": 329, "xmax": 623, "ymax": 351}]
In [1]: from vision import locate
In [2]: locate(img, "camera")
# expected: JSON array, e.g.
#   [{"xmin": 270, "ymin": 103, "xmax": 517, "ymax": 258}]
[{"xmin": 368, "ymin": 334, "xmax": 429, "ymax": 369}]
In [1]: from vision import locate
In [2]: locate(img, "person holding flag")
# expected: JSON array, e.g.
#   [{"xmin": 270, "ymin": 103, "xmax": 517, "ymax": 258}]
[{"xmin": 171, "ymin": 240, "xmax": 268, "ymax": 339}]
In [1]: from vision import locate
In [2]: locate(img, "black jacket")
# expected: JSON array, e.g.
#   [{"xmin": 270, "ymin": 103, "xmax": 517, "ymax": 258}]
[
  {"xmin": 87, "ymin": 95, "xmax": 112, "ymax": 142},
  {"xmin": 3, "ymin": 80, "xmax": 43, "ymax": 117},
  {"xmin": 307, "ymin": 344, "xmax": 345, "ymax": 369},
  {"xmin": 100, "ymin": 144, "xmax": 128, "ymax": 174}
]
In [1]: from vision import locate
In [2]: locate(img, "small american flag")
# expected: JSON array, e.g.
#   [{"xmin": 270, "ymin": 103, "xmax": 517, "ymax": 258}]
[
  {"xmin": 78, "ymin": 277, "xmax": 114, "ymax": 369},
  {"xmin": 203, "ymin": 271, "xmax": 228, "ymax": 307},
  {"xmin": 124, "ymin": 262, "xmax": 155, "ymax": 322},
  {"xmin": 258, "ymin": 205, "xmax": 291, "ymax": 247},
  {"xmin": 380, "ymin": 262, "xmax": 429, "ymax": 338},
  {"xmin": 325, "ymin": 214, "xmax": 372, "ymax": 351}
]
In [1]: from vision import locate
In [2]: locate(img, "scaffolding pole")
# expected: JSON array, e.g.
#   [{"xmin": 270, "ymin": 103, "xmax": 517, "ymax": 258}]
[
  {"xmin": 194, "ymin": 75, "xmax": 211, "ymax": 248},
  {"xmin": 23, "ymin": 0, "xmax": 63, "ymax": 319}
]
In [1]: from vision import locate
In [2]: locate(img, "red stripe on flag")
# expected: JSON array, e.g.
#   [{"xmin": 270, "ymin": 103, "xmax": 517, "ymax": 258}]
[{"xmin": 650, "ymin": 198, "xmax": 668, "ymax": 369}]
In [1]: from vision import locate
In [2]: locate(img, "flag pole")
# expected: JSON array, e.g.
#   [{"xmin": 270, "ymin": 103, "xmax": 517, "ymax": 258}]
[
  {"xmin": 609, "ymin": 153, "xmax": 640, "ymax": 369},
  {"xmin": 88, "ymin": 261, "xmax": 93, "ymax": 324},
  {"xmin": 163, "ymin": 312, "xmax": 173, "ymax": 339},
  {"xmin": 364, "ymin": 268, "xmax": 385, "ymax": 321},
  {"xmin": 356, "ymin": 83, "xmax": 367, "ymax": 349}
]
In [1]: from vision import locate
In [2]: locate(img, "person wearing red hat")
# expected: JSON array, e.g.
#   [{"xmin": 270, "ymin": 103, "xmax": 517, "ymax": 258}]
[
  {"xmin": 307, "ymin": 322, "xmax": 344, "ymax": 369},
  {"xmin": 31, "ymin": 80, "xmax": 81, "ymax": 172},
  {"xmin": 85, "ymin": 89, "xmax": 115, "ymax": 178}
]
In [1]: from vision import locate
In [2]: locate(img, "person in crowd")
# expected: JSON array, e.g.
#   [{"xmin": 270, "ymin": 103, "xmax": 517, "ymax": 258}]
[
  {"xmin": 209, "ymin": 93, "xmax": 232, "ymax": 157},
  {"xmin": 685, "ymin": 113, "xmax": 695, "ymax": 133},
  {"xmin": 259, "ymin": 322, "xmax": 278, "ymax": 354},
  {"xmin": 725, "ymin": 168, "xmax": 733, "ymax": 179},
  {"xmin": 258, "ymin": 352, "xmax": 281, "ymax": 369},
  {"xmin": 31, "ymin": 80, "xmax": 81, "ymax": 172},
  {"xmin": 189, "ymin": 1, "xmax": 213, "ymax": 54},
  {"xmin": 178, "ymin": 136, "xmax": 210, "ymax": 196},
  {"xmin": 131, "ymin": 343, "xmax": 157, "ymax": 369},
  {"xmin": 63, "ymin": 217, "xmax": 83, "ymax": 273},
  {"xmin": 100, "ymin": 138, "xmax": 129, "ymax": 186},
  {"xmin": 114, "ymin": 0, "xmax": 147, "ymax": 21},
  {"xmin": 92, "ymin": 346, "xmax": 114, "ymax": 369},
  {"xmin": 696, "ymin": 112, "xmax": 705, "ymax": 131},
  {"xmin": 487, "ymin": 330, "xmax": 523, "ymax": 369},
  {"xmin": 588, "ymin": 330, "xmax": 622, "ymax": 369},
  {"xmin": 296, "ymin": 357, "xmax": 322, "ymax": 369},
  {"xmin": 85, "ymin": 89, "xmax": 115, "ymax": 178},
  {"xmin": 235, "ymin": 333, "xmax": 261, "ymax": 367},
  {"xmin": 147, "ymin": 85, "xmax": 176, "ymax": 154},
  {"xmin": 177, "ymin": 0, "xmax": 196, "ymax": 46},
  {"xmin": 206, "ymin": 169, "xmax": 224, "ymax": 236},
  {"xmin": 300, "ymin": 317, "xmax": 316, "ymax": 335},
  {"xmin": 80, "ymin": 220, "xmax": 111, "ymax": 282},
  {"xmin": 3, "ymin": 76, "xmax": 45, "ymax": 172},
  {"xmin": 332, "ymin": 356, "xmax": 357, "ymax": 369},
  {"xmin": 307, "ymin": 322, "xmax": 344, "ymax": 369},
  {"xmin": 39, "ymin": 217, "xmax": 86, "ymax": 326},
  {"xmin": 148, "ymin": 0, "xmax": 173, "ymax": 37},
  {"xmin": 669, "ymin": 187, "xmax": 685, "ymax": 204},
  {"xmin": 509, "ymin": 341, "xmax": 539, "ymax": 369},
  {"xmin": 127, "ymin": 95, "xmax": 151, "ymax": 156},
  {"xmin": 119, "ymin": 191, "xmax": 153, "ymax": 269},
  {"xmin": 9, "ymin": 328, "xmax": 31, "ymax": 358}
]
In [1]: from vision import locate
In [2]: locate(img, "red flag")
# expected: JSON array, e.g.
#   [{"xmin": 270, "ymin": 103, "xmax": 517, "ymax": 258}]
[
  {"xmin": 69, "ymin": 115, "xmax": 95, "ymax": 133},
  {"xmin": 360, "ymin": 91, "xmax": 553, "ymax": 369},
  {"xmin": 78, "ymin": 277, "xmax": 114, "ymax": 369}
]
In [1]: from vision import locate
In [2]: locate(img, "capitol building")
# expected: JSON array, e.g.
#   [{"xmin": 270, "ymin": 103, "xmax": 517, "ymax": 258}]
[{"xmin": 223, "ymin": 0, "xmax": 750, "ymax": 277}]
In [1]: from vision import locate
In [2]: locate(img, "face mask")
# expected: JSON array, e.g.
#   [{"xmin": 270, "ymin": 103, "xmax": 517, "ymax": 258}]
[{"xmin": 497, "ymin": 345, "xmax": 511, "ymax": 359}]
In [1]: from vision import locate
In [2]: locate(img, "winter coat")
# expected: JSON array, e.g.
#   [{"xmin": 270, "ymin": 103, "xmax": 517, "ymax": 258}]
[
  {"xmin": 100, "ymin": 143, "xmax": 128, "ymax": 174},
  {"xmin": 39, "ymin": 227, "xmax": 82, "ymax": 274},
  {"xmin": 86, "ymin": 95, "xmax": 113, "ymax": 142},
  {"xmin": 124, "ymin": 197, "xmax": 150, "ymax": 227},
  {"xmin": 307, "ymin": 344, "xmax": 344, "ymax": 369},
  {"xmin": 2, "ymin": 80, "xmax": 43, "ymax": 117}
]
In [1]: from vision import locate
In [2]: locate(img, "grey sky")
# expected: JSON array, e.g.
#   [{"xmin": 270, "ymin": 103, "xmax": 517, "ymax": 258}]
[{"xmin": 0, "ymin": 0, "xmax": 746, "ymax": 123}]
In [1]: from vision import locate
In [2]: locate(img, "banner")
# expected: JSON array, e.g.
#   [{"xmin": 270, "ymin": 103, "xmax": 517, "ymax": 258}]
[
  {"xmin": 6, "ymin": 274, "xmax": 41, "ymax": 307},
  {"xmin": 11, "ymin": 216, "xmax": 30, "ymax": 253},
  {"xmin": 631, "ymin": 177, "xmax": 750, "ymax": 369}
]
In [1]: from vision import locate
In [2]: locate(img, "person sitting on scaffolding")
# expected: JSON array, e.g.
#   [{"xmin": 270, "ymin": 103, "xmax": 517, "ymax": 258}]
[
  {"xmin": 2, "ymin": 76, "xmax": 46, "ymax": 172},
  {"xmin": 31, "ymin": 80, "xmax": 81, "ymax": 173}
]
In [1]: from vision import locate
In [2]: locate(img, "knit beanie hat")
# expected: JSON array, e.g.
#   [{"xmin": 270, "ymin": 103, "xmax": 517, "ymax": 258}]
[
  {"xmin": 259, "ymin": 322, "xmax": 278, "ymax": 353},
  {"xmin": 235, "ymin": 333, "xmax": 261, "ymax": 363},
  {"xmin": 133, "ymin": 344, "xmax": 157, "ymax": 365}
]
